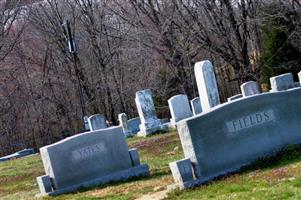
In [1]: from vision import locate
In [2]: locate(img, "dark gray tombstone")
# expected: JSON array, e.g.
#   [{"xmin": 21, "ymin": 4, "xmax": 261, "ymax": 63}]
[
  {"xmin": 169, "ymin": 88, "xmax": 301, "ymax": 189},
  {"xmin": 36, "ymin": 127, "xmax": 149, "ymax": 196}
]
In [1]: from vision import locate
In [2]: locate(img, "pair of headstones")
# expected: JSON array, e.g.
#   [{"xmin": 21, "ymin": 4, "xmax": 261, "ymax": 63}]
[
  {"xmin": 168, "ymin": 95, "xmax": 202, "ymax": 127},
  {"xmin": 118, "ymin": 114, "xmax": 141, "ymax": 137},
  {"xmin": 169, "ymin": 61, "xmax": 301, "ymax": 190},
  {"xmin": 167, "ymin": 60, "xmax": 220, "ymax": 127},
  {"xmin": 228, "ymin": 72, "xmax": 300, "ymax": 102}
]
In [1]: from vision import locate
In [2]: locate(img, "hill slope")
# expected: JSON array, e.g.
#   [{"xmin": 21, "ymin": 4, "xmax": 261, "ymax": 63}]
[{"xmin": 1, "ymin": 131, "xmax": 301, "ymax": 199}]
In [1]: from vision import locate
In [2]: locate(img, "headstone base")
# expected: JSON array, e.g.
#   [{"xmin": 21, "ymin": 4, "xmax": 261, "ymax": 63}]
[
  {"xmin": 137, "ymin": 122, "xmax": 168, "ymax": 137},
  {"xmin": 37, "ymin": 164, "xmax": 149, "ymax": 196}
]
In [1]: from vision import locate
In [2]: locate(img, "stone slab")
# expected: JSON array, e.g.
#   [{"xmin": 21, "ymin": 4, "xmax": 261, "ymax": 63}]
[
  {"xmin": 118, "ymin": 113, "xmax": 132, "ymax": 137},
  {"xmin": 168, "ymin": 94, "xmax": 192, "ymax": 126},
  {"xmin": 37, "ymin": 126, "xmax": 149, "ymax": 196},
  {"xmin": 88, "ymin": 114, "xmax": 106, "ymax": 131},
  {"xmin": 299, "ymin": 71, "xmax": 301, "ymax": 84},
  {"xmin": 172, "ymin": 88, "xmax": 301, "ymax": 189},
  {"xmin": 46, "ymin": 164, "xmax": 149, "ymax": 196},
  {"xmin": 194, "ymin": 60, "xmax": 220, "ymax": 111},
  {"xmin": 240, "ymin": 81, "xmax": 260, "ymax": 97},
  {"xmin": 190, "ymin": 97, "xmax": 202, "ymax": 115},
  {"xmin": 169, "ymin": 158, "xmax": 194, "ymax": 189},
  {"xmin": 128, "ymin": 117, "xmax": 141, "ymax": 134},
  {"xmin": 227, "ymin": 94, "xmax": 243, "ymax": 102},
  {"xmin": 135, "ymin": 89, "xmax": 166, "ymax": 136},
  {"xmin": 270, "ymin": 73, "xmax": 294, "ymax": 92}
]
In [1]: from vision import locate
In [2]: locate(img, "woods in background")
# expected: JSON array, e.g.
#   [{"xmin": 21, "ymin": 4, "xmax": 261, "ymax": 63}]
[{"xmin": 0, "ymin": 0, "xmax": 300, "ymax": 155}]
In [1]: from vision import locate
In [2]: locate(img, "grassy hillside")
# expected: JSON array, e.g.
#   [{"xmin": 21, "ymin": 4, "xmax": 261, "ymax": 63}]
[{"xmin": 1, "ymin": 131, "xmax": 301, "ymax": 200}]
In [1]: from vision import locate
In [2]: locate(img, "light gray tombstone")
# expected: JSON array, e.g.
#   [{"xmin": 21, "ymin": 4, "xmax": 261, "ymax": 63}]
[
  {"xmin": 194, "ymin": 60, "xmax": 220, "ymax": 112},
  {"xmin": 190, "ymin": 97, "xmax": 202, "ymax": 115},
  {"xmin": 227, "ymin": 94, "xmax": 243, "ymax": 102},
  {"xmin": 299, "ymin": 71, "xmax": 301, "ymax": 84},
  {"xmin": 169, "ymin": 88, "xmax": 301, "ymax": 189},
  {"xmin": 84, "ymin": 116, "xmax": 90, "ymax": 131},
  {"xmin": 168, "ymin": 94, "xmax": 193, "ymax": 127},
  {"xmin": 118, "ymin": 113, "xmax": 132, "ymax": 137},
  {"xmin": 240, "ymin": 81, "xmax": 261, "ymax": 97},
  {"xmin": 36, "ymin": 127, "xmax": 149, "ymax": 196},
  {"xmin": 128, "ymin": 117, "xmax": 141, "ymax": 134},
  {"xmin": 270, "ymin": 73, "xmax": 295, "ymax": 92},
  {"xmin": 87, "ymin": 114, "xmax": 106, "ymax": 131},
  {"xmin": 135, "ymin": 89, "xmax": 167, "ymax": 137}
]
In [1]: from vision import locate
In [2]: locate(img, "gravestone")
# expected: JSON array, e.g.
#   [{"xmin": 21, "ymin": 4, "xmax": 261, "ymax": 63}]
[
  {"xmin": 88, "ymin": 114, "xmax": 106, "ymax": 131},
  {"xmin": 190, "ymin": 97, "xmax": 202, "ymax": 115},
  {"xmin": 169, "ymin": 87, "xmax": 301, "ymax": 189},
  {"xmin": 194, "ymin": 60, "xmax": 220, "ymax": 112},
  {"xmin": 299, "ymin": 71, "xmax": 301, "ymax": 84},
  {"xmin": 168, "ymin": 95, "xmax": 193, "ymax": 127},
  {"xmin": 118, "ymin": 113, "xmax": 132, "ymax": 137},
  {"xmin": 270, "ymin": 73, "xmax": 295, "ymax": 92},
  {"xmin": 0, "ymin": 148, "xmax": 35, "ymax": 162},
  {"xmin": 135, "ymin": 89, "xmax": 167, "ymax": 137},
  {"xmin": 240, "ymin": 81, "xmax": 261, "ymax": 97},
  {"xmin": 128, "ymin": 117, "xmax": 141, "ymax": 134},
  {"xmin": 84, "ymin": 116, "xmax": 90, "ymax": 131},
  {"xmin": 227, "ymin": 94, "xmax": 243, "ymax": 102},
  {"xmin": 36, "ymin": 127, "xmax": 149, "ymax": 196}
]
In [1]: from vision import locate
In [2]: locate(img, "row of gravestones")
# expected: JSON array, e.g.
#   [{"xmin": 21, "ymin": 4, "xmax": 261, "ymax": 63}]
[{"xmin": 36, "ymin": 60, "xmax": 301, "ymax": 196}]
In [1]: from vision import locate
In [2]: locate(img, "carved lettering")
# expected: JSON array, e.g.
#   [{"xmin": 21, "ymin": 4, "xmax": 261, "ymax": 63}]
[
  {"xmin": 226, "ymin": 109, "xmax": 275, "ymax": 134},
  {"xmin": 72, "ymin": 143, "xmax": 105, "ymax": 162}
]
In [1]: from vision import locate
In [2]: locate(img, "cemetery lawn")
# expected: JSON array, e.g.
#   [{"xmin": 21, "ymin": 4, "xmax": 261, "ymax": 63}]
[{"xmin": 1, "ymin": 131, "xmax": 301, "ymax": 199}]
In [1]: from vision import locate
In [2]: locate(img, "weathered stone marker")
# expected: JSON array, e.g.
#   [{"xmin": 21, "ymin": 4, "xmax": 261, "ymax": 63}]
[
  {"xmin": 227, "ymin": 94, "xmax": 243, "ymax": 102},
  {"xmin": 240, "ymin": 81, "xmax": 261, "ymax": 97},
  {"xmin": 299, "ymin": 71, "xmax": 301, "ymax": 84},
  {"xmin": 169, "ymin": 87, "xmax": 301, "ymax": 189},
  {"xmin": 128, "ymin": 117, "xmax": 141, "ymax": 134},
  {"xmin": 36, "ymin": 127, "xmax": 149, "ymax": 196},
  {"xmin": 194, "ymin": 60, "xmax": 220, "ymax": 112},
  {"xmin": 118, "ymin": 113, "xmax": 132, "ymax": 137},
  {"xmin": 190, "ymin": 97, "xmax": 202, "ymax": 115},
  {"xmin": 88, "ymin": 114, "xmax": 106, "ymax": 131},
  {"xmin": 270, "ymin": 73, "xmax": 295, "ymax": 92},
  {"xmin": 168, "ymin": 94, "xmax": 193, "ymax": 126},
  {"xmin": 135, "ymin": 89, "xmax": 167, "ymax": 136}
]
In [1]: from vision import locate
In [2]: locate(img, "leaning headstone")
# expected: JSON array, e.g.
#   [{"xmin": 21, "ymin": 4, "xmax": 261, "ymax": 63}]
[
  {"xmin": 128, "ymin": 117, "xmax": 141, "ymax": 134},
  {"xmin": 168, "ymin": 94, "xmax": 193, "ymax": 127},
  {"xmin": 298, "ymin": 71, "xmax": 301, "ymax": 84},
  {"xmin": 36, "ymin": 127, "xmax": 149, "ymax": 196},
  {"xmin": 194, "ymin": 60, "xmax": 220, "ymax": 112},
  {"xmin": 270, "ymin": 73, "xmax": 295, "ymax": 92},
  {"xmin": 190, "ymin": 97, "xmax": 202, "ymax": 115},
  {"xmin": 88, "ymin": 114, "xmax": 106, "ymax": 131},
  {"xmin": 169, "ymin": 87, "xmax": 301, "ymax": 189},
  {"xmin": 240, "ymin": 81, "xmax": 261, "ymax": 97},
  {"xmin": 135, "ymin": 89, "xmax": 167, "ymax": 137},
  {"xmin": 227, "ymin": 94, "xmax": 243, "ymax": 102},
  {"xmin": 118, "ymin": 113, "xmax": 132, "ymax": 137}
]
